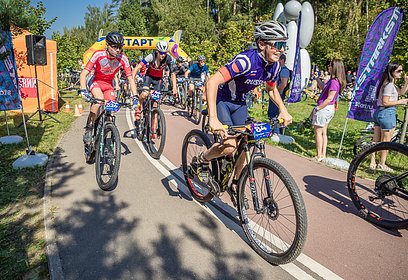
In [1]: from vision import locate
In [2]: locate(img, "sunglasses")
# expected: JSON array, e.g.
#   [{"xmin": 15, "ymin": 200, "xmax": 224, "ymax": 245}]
[
  {"xmin": 159, "ymin": 51, "xmax": 167, "ymax": 55},
  {"xmin": 395, "ymin": 69, "xmax": 403, "ymax": 73},
  {"xmin": 108, "ymin": 44, "xmax": 123, "ymax": 50},
  {"xmin": 266, "ymin": 41, "xmax": 287, "ymax": 50}
]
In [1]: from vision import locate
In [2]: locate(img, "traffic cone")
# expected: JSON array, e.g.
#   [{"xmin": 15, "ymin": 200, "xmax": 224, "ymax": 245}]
[
  {"xmin": 78, "ymin": 102, "xmax": 84, "ymax": 113},
  {"xmin": 64, "ymin": 102, "xmax": 71, "ymax": 113},
  {"xmin": 74, "ymin": 104, "xmax": 81, "ymax": 117}
]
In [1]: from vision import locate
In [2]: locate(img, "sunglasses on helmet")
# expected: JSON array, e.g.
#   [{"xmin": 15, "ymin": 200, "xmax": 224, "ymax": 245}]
[{"xmin": 266, "ymin": 41, "xmax": 287, "ymax": 50}]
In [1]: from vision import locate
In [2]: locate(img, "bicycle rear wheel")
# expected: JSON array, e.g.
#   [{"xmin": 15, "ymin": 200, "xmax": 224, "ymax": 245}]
[
  {"xmin": 95, "ymin": 123, "xmax": 121, "ymax": 190},
  {"xmin": 347, "ymin": 142, "xmax": 408, "ymax": 229},
  {"xmin": 181, "ymin": 130, "xmax": 218, "ymax": 202},
  {"xmin": 148, "ymin": 108, "xmax": 166, "ymax": 159},
  {"xmin": 237, "ymin": 157, "xmax": 307, "ymax": 265}
]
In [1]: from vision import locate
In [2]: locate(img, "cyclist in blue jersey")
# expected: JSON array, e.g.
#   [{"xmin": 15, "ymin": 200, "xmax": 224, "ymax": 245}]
[
  {"xmin": 185, "ymin": 55, "xmax": 210, "ymax": 100},
  {"xmin": 193, "ymin": 20, "xmax": 293, "ymax": 186}
]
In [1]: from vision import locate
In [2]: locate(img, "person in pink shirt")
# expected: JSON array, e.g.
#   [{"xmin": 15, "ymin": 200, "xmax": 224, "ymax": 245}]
[{"xmin": 312, "ymin": 59, "xmax": 346, "ymax": 161}]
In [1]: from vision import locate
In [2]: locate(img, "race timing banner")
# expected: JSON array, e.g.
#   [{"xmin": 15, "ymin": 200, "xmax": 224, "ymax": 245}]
[
  {"xmin": 0, "ymin": 27, "xmax": 22, "ymax": 111},
  {"xmin": 347, "ymin": 7, "xmax": 404, "ymax": 122}
]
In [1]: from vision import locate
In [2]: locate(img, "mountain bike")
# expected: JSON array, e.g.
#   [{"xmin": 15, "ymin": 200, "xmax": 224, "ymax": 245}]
[
  {"xmin": 181, "ymin": 119, "xmax": 307, "ymax": 265},
  {"xmin": 135, "ymin": 89, "xmax": 166, "ymax": 159},
  {"xmin": 187, "ymin": 79, "xmax": 204, "ymax": 125},
  {"xmin": 83, "ymin": 97, "xmax": 130, "ymax": 190},
  {"xmin": 172, "ymin": 77, "xmax": 187, "ymax": 109},
  {"xmin": 347, "ymin": 142, "xmax": 408, "ymax": 229},
  {"xmin": 116, "ymin": 78, "xmax": 131, "ymax": 104}
]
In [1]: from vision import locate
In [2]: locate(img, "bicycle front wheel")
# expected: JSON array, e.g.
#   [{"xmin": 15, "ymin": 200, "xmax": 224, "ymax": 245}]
[
  {"xmin": 95, "ymin": 123, "xmax": 121, "ymax": 190},
  {"xmin": 347, "ymin": 142, "xmax": 408, "ymax": 229},
  {"xmin": 194, "ymin": 92, "xmax": 203, "ymax": 125},
  {"xmin": 148, "ymin": 108, "xmax": 166, "ymax": 159},
  {"xmin": 237, "ymin": 157, "xmax": 307, "ymax": 265}
]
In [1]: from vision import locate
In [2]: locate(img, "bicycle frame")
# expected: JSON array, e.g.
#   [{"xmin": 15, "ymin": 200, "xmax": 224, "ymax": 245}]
[{"xmin": 213, "ymin": 126, "xmax": 274, "ymax": 213}]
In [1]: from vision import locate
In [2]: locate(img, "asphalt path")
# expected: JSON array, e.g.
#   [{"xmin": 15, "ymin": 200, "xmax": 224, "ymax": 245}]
[{"xmin": 45, "ymin": 104, "xmax": 408, "ymax": 280}]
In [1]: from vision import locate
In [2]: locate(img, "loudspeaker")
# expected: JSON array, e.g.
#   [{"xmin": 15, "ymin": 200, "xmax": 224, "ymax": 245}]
[{"xmin": 26, "ymin": 35, "xmax": 47, "ymax": 65}]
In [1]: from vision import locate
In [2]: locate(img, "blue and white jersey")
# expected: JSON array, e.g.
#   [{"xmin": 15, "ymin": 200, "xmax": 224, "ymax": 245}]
[{"xmin": 218, "ymin": 49, "xmax": 280, "ymax": 103}]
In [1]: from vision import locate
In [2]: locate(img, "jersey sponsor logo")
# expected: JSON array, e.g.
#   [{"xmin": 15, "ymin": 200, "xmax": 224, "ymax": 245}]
[{"xmin": 244, "ymin": 79, "xmax": 264, "ymax": 86}]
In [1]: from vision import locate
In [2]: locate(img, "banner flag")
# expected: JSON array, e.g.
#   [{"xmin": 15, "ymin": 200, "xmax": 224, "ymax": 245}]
[
  {"xmin": 0, "ymin": 27, "xmax": 22, "ymax": 111},
  {"xmin": 288, "ymin": 12, "xmax": 302, "ymax": 103},
  {"xmin": 347, "ymin": 7, "xmax": 404, "ymax": 121}
]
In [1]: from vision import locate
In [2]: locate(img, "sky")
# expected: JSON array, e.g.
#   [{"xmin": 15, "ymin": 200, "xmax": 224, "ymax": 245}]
[{"xmin": 32, "ymin": 0, "xmax": 108, "ymax": 39}]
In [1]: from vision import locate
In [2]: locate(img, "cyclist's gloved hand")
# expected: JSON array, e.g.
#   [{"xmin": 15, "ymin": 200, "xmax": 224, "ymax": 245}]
[
  {"xmin": 78, "ymin": 89, "xmax": 92, "ymax": 102},
  {"xmin": 131, "ymin": 96, "xmax": 139, "ymax": 109}
]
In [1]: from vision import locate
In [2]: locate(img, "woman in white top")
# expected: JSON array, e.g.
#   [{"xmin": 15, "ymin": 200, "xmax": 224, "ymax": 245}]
[{"xmin": 370, "ymin": 62, "xmax": 408, "ymax": 171}]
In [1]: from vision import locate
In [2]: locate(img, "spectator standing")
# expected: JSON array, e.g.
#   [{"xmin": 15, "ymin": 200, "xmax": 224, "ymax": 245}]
[
  {"xmin": 267, "ymin": 54, "xmax": 290, "ymax": 134},
  {"xmin": 370, "ymin": 62, "xmax": 408, "ymax": 171},
  {"xmin": 311, "ymin": 58, "xmax": 346, "ymax": 161}
]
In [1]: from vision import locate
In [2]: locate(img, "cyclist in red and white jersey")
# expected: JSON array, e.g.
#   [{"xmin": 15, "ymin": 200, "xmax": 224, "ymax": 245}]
[
  {"xmin": 132, "ymin": 40, "xmax": 172, "ymax": 126},
  {"xmin": 79, "ymin": 32, "xmax": 138, "ymax": 143}
]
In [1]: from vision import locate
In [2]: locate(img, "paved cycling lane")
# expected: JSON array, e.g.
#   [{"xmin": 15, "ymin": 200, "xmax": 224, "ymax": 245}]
[
  {"xmin": 47, "ymin": 109, "xmax": 299, "ymax": 280},
  {"xmin": 158, "ymin": 104, "xmax": 408, "ymax": 280},
  {"xmin": 46, "ymin": 105, "xmax": 407, "ymax": 280}
]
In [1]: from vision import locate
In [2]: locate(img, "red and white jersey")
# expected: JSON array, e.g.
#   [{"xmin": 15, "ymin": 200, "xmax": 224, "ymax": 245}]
[{"xmin": 85, "ymin": 50, "xmax": 132, "ymax": 83}]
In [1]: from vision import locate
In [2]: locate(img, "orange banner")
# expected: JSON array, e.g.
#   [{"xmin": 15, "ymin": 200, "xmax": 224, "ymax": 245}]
[{"xmin": 12, "ymin": 32, "xmax": 59, "ymax": 112}]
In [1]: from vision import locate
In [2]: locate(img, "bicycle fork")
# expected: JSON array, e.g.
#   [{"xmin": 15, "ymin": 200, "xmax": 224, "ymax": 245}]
[{"xmin": 246, "ymin": 144, "xmax": 276, "ymax": 216}]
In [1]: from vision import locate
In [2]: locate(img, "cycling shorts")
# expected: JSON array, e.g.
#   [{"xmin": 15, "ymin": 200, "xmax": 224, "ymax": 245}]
[
  {"xmin": 89, "ymin": 80, "xmax": 116, "ymax": 101},
  {"xmin": 216, "ymin": 100, "xmax": 248, "ymax": 126},
  {"xmin": 143, "ymin": 75, "xmax": 162, "ymax": 91}
]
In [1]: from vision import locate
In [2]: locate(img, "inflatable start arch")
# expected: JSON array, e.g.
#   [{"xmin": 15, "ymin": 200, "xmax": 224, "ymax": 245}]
[{"xmin": 83, "ymin": 30, "xmax": 189, "ymax": 63}]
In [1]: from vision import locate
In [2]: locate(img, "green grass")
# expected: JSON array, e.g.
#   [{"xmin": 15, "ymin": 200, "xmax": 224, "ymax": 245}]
[
  {"xmin": 0, "ymin": 91, "xmax": 83, "ymax": 280},
  {"xmin": 249, "ymin": 98, "xmax": 382, "ymax": 163}
]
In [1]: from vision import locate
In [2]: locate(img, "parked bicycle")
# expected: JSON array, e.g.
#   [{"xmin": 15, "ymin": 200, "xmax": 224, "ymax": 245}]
[
  {"xmin": 181, "ymin": 119, "xmax": 307, "ymax": 265},
  {"xmin": 135, "ymin": 88, "xmax": 166, "ymax": 159},
  {"xmin": 353, "ymin": 116, "xmax": 407, "ymax": 156},
  {"xmin": 83, "ymin": 97, "xmax": 130, "ymax": 190},
  {"xmin": 187, "ymin": 79, "xmax": 204, "ymax": 125},
  {"xmin": 347, "ymin": 142, "xmax": 408, "ymax": 229}
]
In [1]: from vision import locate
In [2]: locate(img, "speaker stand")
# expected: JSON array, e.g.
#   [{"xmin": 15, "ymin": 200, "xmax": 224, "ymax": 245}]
[{"xmin": 19, "ymin": 65, "xmax": 61, "ymax": 127}]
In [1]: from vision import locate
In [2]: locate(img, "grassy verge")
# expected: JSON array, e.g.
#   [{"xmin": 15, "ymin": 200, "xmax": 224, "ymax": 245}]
[
  {"xmin": 0, "ymin": 91, "xmax": 82, "ymax": 280},
  {"xmin": 249, "ymin": 98, "xmax": 383, "ymax": 164}
]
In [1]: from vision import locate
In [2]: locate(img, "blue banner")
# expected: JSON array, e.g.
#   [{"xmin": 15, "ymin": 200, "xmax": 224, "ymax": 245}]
[
  {"xmin": 288, "ymin": 12, "xmax": 302, "ymax": 103},
  {"xmin": 347, "ymin": 7, "xmax": 404, "ymax": 121},
  {"xmin": 0, "ymin": 27, "xmax": 21, "ymax": 111}
]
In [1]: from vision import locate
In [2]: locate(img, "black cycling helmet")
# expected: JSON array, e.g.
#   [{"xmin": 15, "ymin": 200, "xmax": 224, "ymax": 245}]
[
  {"xmin": 105, "ymin": 32, "xmax": 124, "ymax": 46},
  {"xmin": 176, "ymin": 56, "xmax": 185, "ymax": 63},
  {"xmin": 197, "ymin": 55, "xmax": 206, "ymax": 61}
]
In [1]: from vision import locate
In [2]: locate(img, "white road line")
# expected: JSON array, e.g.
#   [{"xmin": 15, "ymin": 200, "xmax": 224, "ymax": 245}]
[{"xmin": 125, "ymin": 109, "xmax": 344, "ymax": 280}]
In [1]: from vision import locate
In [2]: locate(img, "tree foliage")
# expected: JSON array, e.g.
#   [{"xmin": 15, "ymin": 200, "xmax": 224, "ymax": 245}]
[{"xmin": 50, "ymin": 0, "xmax": 407, "ymax": 74}]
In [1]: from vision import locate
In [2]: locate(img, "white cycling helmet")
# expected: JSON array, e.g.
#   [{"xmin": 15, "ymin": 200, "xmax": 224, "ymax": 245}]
[
  {"xmin": 254, "ymin": 20, "xmax": 288, "ymax": 42},
  {"xmin": 156, "ymin": 40, "xmax": 169, "ymax": 52}
]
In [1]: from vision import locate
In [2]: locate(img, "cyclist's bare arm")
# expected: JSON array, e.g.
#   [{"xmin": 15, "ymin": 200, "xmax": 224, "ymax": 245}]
[
  {"xmin": 132, "ymin": 63, "xmax": 142, "ymax": 79},
  {"xmin": 184, "ymin": 69, "xmax": 190, "ymax": 79},
  {"xmin": 79, "ymin": 68, "xmax": 90, "ymax": 91},
  {"xmin": 266, "ymin": 82, "xmax": 292, "ymax": 126},
  {"xmin": 207, "ymin": 69, "xmax": 227, "ymax": 136},
  {"xmin": 126, "ymin": 75, "xmax": 138, "ymax": 98}
]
